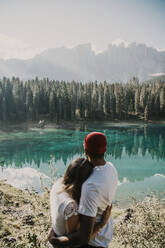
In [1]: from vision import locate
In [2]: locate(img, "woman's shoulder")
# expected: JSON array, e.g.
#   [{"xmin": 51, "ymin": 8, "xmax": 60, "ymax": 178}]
[
  {"xmin": 55, "ymin": 191, "xmax": 78, "ymax": 220},
  {"xmin": 59, "ymin": 191, "xmax": 77, "ymax": 208},
  {"xmin": 50, "ymin": 178, "xmax": 63, "ymax": 195},
  {"xmin": 63, "ymin": 200, "xmax": 78, "ymax": 220}
]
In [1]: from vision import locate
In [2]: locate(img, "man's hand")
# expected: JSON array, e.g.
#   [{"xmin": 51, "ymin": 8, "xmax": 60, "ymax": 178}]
[
  {"xmin": 48, "ymin": 228, "xmax": 57, "ymax": 247},
  {"xmin": 48, "ymin": 228, "xmax": 70, "ymax": 248},
  {"xmin": 100, "ymin": 204, "xmax": 112, "ymax": 228},
  {"xmin": 47, "ymin": 215, "xmax": 95, "ymax": 247}
]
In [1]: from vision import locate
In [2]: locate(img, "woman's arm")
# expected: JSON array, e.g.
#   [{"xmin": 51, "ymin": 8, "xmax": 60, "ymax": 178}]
[
  {"xmin": 65, "ymin": 214, "xmax": 80, "ymax": 234},
  {"xmin": 64, "ymin": 201, "xmax": 80, "ymax": 234}
]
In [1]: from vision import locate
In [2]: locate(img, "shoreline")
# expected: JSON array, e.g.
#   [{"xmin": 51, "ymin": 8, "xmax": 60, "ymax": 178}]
[
  {"xmin": 0, "ymin": 180, "xmax": 165, "ymax": 247},
  {"xmin": 0, "ymin": 119, "xmax": 165, "ymax": 132}
]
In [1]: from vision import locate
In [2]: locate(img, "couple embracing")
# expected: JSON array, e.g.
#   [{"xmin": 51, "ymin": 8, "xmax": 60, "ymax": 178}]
[{"xmin": 48, "ymin": 132, "xmax": 118, "ymax": 248}]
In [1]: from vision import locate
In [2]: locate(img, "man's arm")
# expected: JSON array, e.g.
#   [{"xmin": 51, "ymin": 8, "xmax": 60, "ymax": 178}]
[
  {"xmin": 90, "ymin": 204, "xmax": 112, "ymax": 239},
  {"xmin": 49, "ymin": 214, "xmax": 95, "ymax": 247},
  {"xmin": 48, "ymin": 205, "xmax": 112, "ymax": 247}
]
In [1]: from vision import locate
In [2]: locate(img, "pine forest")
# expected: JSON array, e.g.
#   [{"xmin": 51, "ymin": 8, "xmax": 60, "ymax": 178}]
[{"xmin": 0, "ymin": 76, "xmax": 165, "ymax": 123}]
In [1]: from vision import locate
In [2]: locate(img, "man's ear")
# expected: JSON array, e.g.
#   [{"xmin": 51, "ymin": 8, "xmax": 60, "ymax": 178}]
[
  {"xmin": 84, "ymin": 148, "xmax": 88, "ymax": 156},
  {"xmin": 84, "ymin": 149, "xmax": 90, "ymax": 161}
]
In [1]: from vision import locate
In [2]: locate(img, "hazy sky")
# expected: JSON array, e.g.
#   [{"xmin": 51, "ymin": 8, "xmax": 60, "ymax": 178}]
[{"xmin": 0, "ymin": 0, "xmax": 165, "ymax": 59}]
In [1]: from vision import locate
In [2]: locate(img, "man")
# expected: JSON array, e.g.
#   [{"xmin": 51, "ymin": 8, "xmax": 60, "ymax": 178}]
[{"xmin": 49, "ymin": 132, "xmax": 118, "ymax": 248}]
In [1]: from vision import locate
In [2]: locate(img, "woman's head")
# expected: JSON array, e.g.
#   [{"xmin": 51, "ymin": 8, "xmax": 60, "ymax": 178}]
[{"xmin": 63, "ymin": 158, "xmax": 93, "ymax": 203}]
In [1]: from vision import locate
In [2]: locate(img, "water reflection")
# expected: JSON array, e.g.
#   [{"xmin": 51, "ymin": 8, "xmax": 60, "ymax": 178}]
[
  {"xmin": 107, "ymin": 125, "xmax": 165, "ymax": 160},
  {"xmin": 0, "ymin": 124, "xmax": 165, "ymax": 182},
  {"xmin": 115, "ymin": 173, "xmax": 165, "ymax": 207}
]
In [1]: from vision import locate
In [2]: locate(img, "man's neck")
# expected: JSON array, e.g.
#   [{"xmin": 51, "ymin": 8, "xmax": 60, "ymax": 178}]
[{"xmin": 90, "ymin": 158, "xmax": 106, "ymax": 167}]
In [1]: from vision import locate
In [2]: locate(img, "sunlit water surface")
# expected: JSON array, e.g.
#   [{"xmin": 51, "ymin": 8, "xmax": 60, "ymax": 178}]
[{"xmin": 0, "ymin": 122, "xmax": 165, "ymax": 207}]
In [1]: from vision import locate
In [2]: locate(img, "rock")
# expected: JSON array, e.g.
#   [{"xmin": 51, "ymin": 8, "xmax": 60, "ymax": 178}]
[
  {"xmin": 3, "ymin": 237, "xmax": 16, "ymax": 243},
  {"xmin": 0, "ymin": 193, "xmax": 3, "ymax": 200},
  {"xmin": 38, "ymin": 212, "xmax": 44, "ymax": 217},
  {"xmin": 2, "ymin": 209, "xmax": 12, "ymax": 214},
  {"xmin": 15, "ymin": 202, "xmax": 19, "ymax": 207},
  {"xmin": 23, "ymin": 199, "xmax": 29, "ymax": 204},
  {"xmin": 124, "ymin": 208, "xmax": 133, "ymax": 222},
  {"xmin": 23, "ymin": 215, "xmax": 35, "ymax": 226},
  {"xmin": 0, "ymin": 230, "xmax": 11, "ymax": 238}
]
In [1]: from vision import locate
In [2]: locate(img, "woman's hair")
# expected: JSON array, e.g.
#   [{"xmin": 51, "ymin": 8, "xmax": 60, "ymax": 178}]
[{"xmin": 62, "ymin": 158, "xmax": 93, "ymax": 204}]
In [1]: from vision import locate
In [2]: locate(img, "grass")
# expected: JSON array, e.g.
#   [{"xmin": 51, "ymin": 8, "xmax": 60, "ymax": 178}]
[
  {"xmin": 110, "ymin": 196, "xmax": 165, "ymax": 248},
  {"xmin": 0, "ymin": 180, "xmax": 165, "ymax": 248},
  {"xmin": 0, "ymin": 180, "xmax": 51, "ymax": 248}
]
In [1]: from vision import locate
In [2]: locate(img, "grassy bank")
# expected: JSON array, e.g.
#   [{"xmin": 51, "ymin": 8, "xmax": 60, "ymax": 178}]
[
  {"xmin": 0, "ymin": 180, "xmax": 51, "ymax": 248},
  {"xmin": 0, "ymin": 180, "xmax": 165, "ymax": 248}
]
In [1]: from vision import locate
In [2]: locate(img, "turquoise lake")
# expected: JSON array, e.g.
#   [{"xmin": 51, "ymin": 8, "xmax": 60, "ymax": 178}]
[{"xmin": 0, "ymin": 122, "xmax": 165, "ymax": 207}]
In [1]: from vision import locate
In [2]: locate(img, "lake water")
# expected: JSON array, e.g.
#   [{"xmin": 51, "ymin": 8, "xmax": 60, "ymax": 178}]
[{"xmin": 0, "ymin": 122, "xmax": 165, "ymax": 207}]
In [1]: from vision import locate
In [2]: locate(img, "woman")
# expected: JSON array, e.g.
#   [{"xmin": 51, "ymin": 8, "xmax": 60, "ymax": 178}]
[{"xmin": 48, "ymin": 158, "xmax": 112, "ymax": 247}]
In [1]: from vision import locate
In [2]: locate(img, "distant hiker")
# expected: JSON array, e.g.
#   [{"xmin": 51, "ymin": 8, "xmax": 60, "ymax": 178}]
[
  {"xmin": 49, "ymin": 132, "xmax": 118, "ymax": 248},
  {"xmin": 38, "ymin": 120, "xmax": 45, "ymax": 128}
]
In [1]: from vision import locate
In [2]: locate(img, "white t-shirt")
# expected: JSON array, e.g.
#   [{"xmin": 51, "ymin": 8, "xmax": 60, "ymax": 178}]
[
  {"xmin": 78, "ymin": 162, "xmax": 118, "ymax": 248},
  {"xmin": 50, "ymin": 178, "xmax": 78, "ymax": 236}
]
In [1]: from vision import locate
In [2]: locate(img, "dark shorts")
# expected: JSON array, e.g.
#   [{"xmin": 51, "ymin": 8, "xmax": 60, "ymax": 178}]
[{"xmin": 80, "ymin": 245, "xmax": 105, "ymax": 248}]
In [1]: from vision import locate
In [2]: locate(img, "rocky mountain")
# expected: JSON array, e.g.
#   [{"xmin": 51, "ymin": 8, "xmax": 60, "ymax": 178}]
[{"xmin": 0, "ymin": 42, "xmax": 165, "ymax": 82}]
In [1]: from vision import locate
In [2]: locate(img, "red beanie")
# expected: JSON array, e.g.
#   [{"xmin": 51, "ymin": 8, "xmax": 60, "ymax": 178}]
[{"xmin": 84, "ymin": 132, "xmax": 107, "ymax": 154}]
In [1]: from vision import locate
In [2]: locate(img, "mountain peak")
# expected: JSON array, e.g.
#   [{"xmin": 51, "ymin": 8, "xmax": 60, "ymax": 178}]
[
  {"xmin": 111, "ymin": 39, "xmax": 131, "ymax": 47},
  {"xmin": 0, "ymin": 42, "xmax": 165, "ymax": 82}
]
